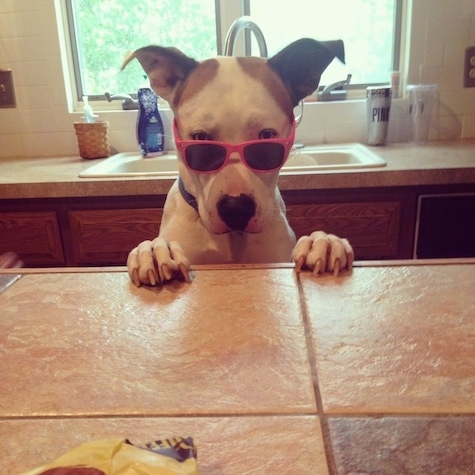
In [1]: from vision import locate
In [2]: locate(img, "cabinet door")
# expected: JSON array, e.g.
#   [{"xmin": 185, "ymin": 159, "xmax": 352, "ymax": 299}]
[
  {"xmin": 286, "ymin": 201, "xmax": 402, "ymax": 259},
  {"xmin": 0, "ymin": 211, "xmax": 65, "ymax": 265},
  {"xmin": 68, "ymin": 208, "xmax": 162, "ymax": 265}
]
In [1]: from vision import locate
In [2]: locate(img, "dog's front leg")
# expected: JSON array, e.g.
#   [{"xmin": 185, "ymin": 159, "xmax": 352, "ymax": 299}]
[
  {"xmin": 292, "ymin": 231, "xmax": 354, "ymax": 276},
  {"xmin": 127, "ymin": 237, "xmax": 191, "ymax": 286}
]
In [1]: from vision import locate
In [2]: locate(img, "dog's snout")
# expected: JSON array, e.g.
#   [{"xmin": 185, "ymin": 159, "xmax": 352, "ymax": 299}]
[{"xmin": 217, "ymin": 194, "xmax": 256, "ymax": 232}]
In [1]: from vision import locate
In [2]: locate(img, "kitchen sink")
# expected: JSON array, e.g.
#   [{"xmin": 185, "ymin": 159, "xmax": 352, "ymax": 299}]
[
  {"xmin": 79, "ymin": 152, "xmax": 180, "ymax": 178},
  {"xmin": 79, "ymin": 143, "xmax": 385, "ymax": 178},
  {"xmin": 284, "ymin": 144, "xmax": 386, "ymax": 173}
]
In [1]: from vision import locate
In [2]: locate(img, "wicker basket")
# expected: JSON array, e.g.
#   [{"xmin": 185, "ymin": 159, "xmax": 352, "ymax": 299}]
[{"xmin": 74, "ymin": 121, "xmax": 110, "ymax": 159}]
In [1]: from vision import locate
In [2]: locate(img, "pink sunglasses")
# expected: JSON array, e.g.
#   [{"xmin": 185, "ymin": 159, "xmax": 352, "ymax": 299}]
[{"xmin": 173, "ymin": 120, "xmax": 295, "ymax": 174}]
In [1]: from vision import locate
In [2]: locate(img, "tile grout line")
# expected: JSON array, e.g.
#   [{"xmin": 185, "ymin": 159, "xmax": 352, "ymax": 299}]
[
  {"xmin": 296, "ymin": 273, "xmax": 338, "ymax": 475},
  {"xmin": 0, "ymin": 412, "xmax": 323, "ymax": 421},
  {"xmin": 3, "ymin": 412, "xmax": 472, "ymax": 422},
  {"xmin": 324, "ymin": 412, "xmax": 475, "ymax": 418}
]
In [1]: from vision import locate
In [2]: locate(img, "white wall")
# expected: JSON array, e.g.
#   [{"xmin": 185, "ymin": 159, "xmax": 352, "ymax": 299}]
[
  {"xmin": 0, "ymin": 0, "xmax": 474, "ymax": 158},
  {"xmin": 406, "ymin": 0, "xmax": 475, "ymax": 139}
]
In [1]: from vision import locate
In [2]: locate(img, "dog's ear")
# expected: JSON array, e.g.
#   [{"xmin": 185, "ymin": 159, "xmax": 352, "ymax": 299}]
[
  {"xmin": 121, "ymin": 45, "xmax": 198, "ymax": 104},
  {"xmin": 268, "ymin": 38, "xmax": 345, "ymax": 106}
]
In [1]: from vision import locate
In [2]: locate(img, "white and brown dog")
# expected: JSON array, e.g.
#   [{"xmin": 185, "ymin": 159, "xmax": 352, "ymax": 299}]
[{"xmin": 122, "ymin": 38, "xmax": 354, "ymax": 286}]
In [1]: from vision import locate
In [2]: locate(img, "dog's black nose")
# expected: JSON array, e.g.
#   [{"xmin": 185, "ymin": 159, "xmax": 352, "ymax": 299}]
[{"xmin": 217, "ymin": 194, "xmax": 256, "ymax": 232}]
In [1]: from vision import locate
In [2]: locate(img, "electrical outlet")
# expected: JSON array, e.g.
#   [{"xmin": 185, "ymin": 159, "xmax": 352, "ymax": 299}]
[
  {"xmin": 0, "ymin": 70, "xmax": 16, "ymax": 108},
  {"xmin": 464, "ymin": 46, "xmax": 475, "ymax": 87}
]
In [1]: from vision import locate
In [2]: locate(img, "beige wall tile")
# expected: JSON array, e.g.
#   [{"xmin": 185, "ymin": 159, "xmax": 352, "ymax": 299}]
[{"xmin": 0, "ymin": 1, "xmax": 475, "ymax": 157}]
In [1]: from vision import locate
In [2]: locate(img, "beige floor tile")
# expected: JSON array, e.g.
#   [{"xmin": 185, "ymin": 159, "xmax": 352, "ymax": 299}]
[
  {"xmin": 329, "ymin": 416, "xmax": 475, "ymax": 475},
  {"xmin": 1, "ymin": 415, "xmax": 328, "ymax": 474},
  {"xmin": 0, "ymin": 269, "xmax": 315, "ymax": 416},
  {"xmin": 300, "ymin": 265, "xmax": 475, "ymax": 413}
]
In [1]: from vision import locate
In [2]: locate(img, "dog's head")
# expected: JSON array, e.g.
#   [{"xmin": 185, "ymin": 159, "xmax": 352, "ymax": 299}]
[{"xmin": 122, "ymin": 39, "xmax": 344, "ymax": 234}]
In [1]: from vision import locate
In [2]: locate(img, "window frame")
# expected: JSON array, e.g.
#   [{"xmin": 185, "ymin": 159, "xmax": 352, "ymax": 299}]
[{"xmin": 63, "ymin": 0, "xmax": 403, "ymax": 105}]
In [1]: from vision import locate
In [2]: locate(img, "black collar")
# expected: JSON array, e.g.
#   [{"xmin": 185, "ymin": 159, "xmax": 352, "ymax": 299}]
[{"xmin": 178, "ymin": 178, "xmax": 199, "ymax": 212}]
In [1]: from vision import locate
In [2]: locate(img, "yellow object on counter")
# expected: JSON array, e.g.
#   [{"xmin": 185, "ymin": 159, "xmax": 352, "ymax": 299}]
[{"xmin": 21, "ymin": 437, "xmax": 199, "ymax": 475}]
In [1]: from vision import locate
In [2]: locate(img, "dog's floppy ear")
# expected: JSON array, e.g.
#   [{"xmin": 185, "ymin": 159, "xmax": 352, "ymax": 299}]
[
  {"xmin": 121, "ymin": 45, "xmax": 198, "ymax": 104},
  {"xmin": 268, "ymin": 38, "xmax": 345, "ymax": 106}
]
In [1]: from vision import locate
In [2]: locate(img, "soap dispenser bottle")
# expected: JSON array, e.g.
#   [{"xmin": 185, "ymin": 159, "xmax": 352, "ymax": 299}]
[{"xmin": 136, "ymin": 88, "xmax": 164, "ymax": 157}]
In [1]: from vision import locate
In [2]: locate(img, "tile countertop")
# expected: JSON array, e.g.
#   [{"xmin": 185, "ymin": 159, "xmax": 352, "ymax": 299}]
[
  {"xmin": 0, "ymin": 260, "xmax": 474, "ymax": 474},
  {"xmin": 0, "ymin": 139, "xmax": 474, "ymax": 199}
]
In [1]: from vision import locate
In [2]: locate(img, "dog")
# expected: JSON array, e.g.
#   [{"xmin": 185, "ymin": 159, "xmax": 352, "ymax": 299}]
[{"xmin": 122, "ymin": 38, "xmax": 354, "ymax": 286}]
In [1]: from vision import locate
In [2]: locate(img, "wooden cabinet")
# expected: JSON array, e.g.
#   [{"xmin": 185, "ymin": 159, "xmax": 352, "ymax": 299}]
[
  {"xmin": 282, "ymin": 187, "xmax": 418, "ymax": 260},
  {"xmin": 0, "ymin": 211, "xmax": 65, "ymax": 266},
  {"xmin": 68, "ymin": 208, "xmax": 162, "ymax": 265},
  {"xmin": 286, "ymin": 200, "xmax": 404, "ymax": 259},
  {"xmin": 1, "ymin": 183, "xmax": 473, "ymax": 267},
  {"xmin": 0, "ymin": 196, "xmax": 165, "ymax": 267}
]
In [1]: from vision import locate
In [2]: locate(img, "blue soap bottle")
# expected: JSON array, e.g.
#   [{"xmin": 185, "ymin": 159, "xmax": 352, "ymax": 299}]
[{"xmin": 136, "ymin": 88, "xmax": 164, "ymax": 157}]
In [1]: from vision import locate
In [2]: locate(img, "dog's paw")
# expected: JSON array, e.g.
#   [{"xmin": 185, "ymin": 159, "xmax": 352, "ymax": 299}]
[
  {"xmin": 127, "ymin": 237, "xmax": 191, "ymax": 286},
  {"xmin": 292, "ymin": 231, "xmax": 354, "ymax": 276}
]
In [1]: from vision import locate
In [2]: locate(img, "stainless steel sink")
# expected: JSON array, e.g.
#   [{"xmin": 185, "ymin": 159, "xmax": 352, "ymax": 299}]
[{"xmin": 79, "ymin": 144, "xmax": 385, "ymax": 178}]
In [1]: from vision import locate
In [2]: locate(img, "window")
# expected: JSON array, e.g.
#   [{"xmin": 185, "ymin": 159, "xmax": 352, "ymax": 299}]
[
  {"xmin": 64, "ymin": 0, "xmax": 402, "ymax": 102},
  {"xmin": 65, "ymin": 0, "xmax": 217, "ymax": 100},
  {"xmin": 248, "ymin": 0, "xmax": 401, "ymax": 86}
]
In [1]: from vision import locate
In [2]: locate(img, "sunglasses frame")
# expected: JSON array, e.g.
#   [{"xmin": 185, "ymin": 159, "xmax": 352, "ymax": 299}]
[{"xmin": 173, "ymin": 119, "xmax": 296, "ymax": 174}]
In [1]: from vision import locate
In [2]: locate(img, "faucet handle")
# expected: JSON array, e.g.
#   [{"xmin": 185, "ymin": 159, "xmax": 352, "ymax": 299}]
[
  {"xmin": 104, "ymin": 92, "xmax": 138, "ymax": 110},
  {"xmin": 318, "ymin": 74, "xmax": 352, "ymax": 101}
]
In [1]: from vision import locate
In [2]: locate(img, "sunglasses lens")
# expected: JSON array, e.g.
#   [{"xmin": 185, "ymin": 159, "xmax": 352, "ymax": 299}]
[
  {"xmin": 185, "ymin": 144, "xmax": 227, "ymax": 172},
  {"xmin": 244, "ymin": 143, "xmax": 286, "ymax": 170}
]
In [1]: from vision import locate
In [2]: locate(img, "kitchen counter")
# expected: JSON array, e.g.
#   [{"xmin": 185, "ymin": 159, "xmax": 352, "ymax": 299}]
[
  {"xmin": 1, "ymin": 261, "xmax": 474, "ymax": 474},
  {"xmin": 0, "ymin": 139, "xmax": 474, "ymax": 199}
]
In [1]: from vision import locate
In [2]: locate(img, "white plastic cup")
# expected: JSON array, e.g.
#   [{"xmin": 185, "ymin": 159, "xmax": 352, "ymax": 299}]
[
  {"xmin": 366, "ymin": 86, "xmax": 392, "ymax": 145},
  {"xmin": 407, "ymin": 84, "xmax": 438, "ymax": 144}
]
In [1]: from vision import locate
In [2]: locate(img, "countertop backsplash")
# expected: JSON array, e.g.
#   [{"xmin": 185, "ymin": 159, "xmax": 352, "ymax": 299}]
[
  {"xmin": 0, "ymin": 97, "xmax": 452, "ymax": 161},
  {"xmin": 0, "ymin": 0, "xmax": 474, "ymax": 158}
]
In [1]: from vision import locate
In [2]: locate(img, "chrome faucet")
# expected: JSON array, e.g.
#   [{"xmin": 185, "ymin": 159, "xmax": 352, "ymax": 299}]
[
  {"xmin": 104, "ymin": 92, "xmax": 138, "ymax": 110},
  {"xmin": 224, "ymin": 16, "xmax": 268, "ymax": 58},
  {"xmin": 223, "ymin": 17, "xmax": 305, "ymax": 125},
  {"xmin": 318, "ymin": 74, "xmax": 352, "ymax": 101}
]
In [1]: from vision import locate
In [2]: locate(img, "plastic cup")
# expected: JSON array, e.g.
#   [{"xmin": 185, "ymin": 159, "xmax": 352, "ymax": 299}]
[{"xmin": 407, "ymin": 84, "xmax": 438, "ymax": 144}]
